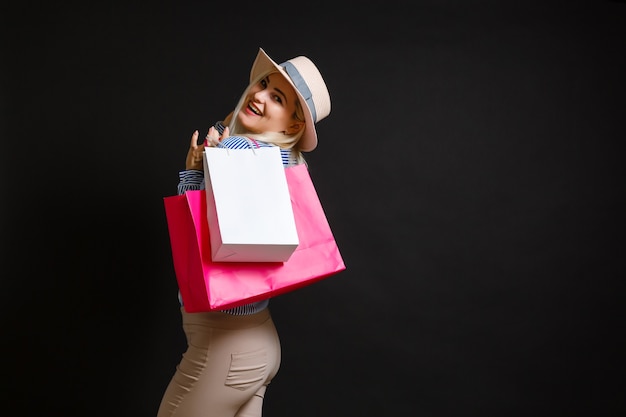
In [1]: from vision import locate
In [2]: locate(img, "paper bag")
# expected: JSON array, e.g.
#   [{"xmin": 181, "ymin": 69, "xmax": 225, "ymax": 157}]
[
  {"xmin": 202, "ymin": 146, "xmax": 298, "ymax": 262},
  {"xmin": 163, "ymin": 163, "xmax": 346, "ymax": 312}
]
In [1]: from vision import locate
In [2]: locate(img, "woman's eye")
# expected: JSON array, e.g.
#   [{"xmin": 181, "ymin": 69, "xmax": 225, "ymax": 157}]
[
  {"xmin": 260, "ymin": 79, "xmax": 267, "ymax": 88},
  {"xmin": 273, "ymin": 94, "xmax": 282, "ymax": 104}
]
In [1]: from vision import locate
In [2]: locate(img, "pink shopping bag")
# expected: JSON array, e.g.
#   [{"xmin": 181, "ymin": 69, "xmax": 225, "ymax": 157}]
[{"xmin": 163, "ymin": 163, "xmax": 346, "ymax": 312}]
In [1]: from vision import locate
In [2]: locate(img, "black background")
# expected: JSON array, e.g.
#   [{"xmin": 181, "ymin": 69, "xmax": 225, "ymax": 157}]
[{"xmin": 2, "ymin": 1, "xmax": 625, "ymax": 416}]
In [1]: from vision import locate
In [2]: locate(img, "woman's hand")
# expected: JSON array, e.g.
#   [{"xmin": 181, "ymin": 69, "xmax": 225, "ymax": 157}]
[{"xmin": 185, "ymin": 126, "xmax": 230, "ymax": 170}]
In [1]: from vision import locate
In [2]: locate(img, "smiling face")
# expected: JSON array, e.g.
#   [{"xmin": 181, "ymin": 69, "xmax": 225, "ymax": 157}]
[{"xmin": 237, "ymin": 72, "xmax": 304, "ymax": 136}]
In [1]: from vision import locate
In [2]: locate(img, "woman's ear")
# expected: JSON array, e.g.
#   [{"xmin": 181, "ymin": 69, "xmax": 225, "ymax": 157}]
[{"xmin": 286, "ymin": 122, "xmax": 304, "ymax": 135}]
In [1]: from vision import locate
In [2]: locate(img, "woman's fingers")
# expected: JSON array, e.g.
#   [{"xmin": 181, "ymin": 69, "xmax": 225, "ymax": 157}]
[
  {"xmin": 191, "ymin": 130, "xmax": 203, "ymax": 161},
  {"xmin": 185, "ymin": 130, "xmax": 204, "ymax": 170},
  {"xmin": 205, "ymin": 126, "xmax": 223, "ymax": 147},
  {"xmin": 190, "ymin": 130, "xmax": 199, "ymax": 149}
]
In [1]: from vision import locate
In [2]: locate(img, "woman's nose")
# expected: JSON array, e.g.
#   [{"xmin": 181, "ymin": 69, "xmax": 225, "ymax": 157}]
[{"xmin": 252, "ymin": 90, "xmax": 268, "ymax": 102}]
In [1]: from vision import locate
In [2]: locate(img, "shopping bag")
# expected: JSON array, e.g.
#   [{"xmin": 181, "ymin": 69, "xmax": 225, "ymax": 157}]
[
  {"xmin": 163, "ymin": 163, "xmax": 346, "ymax": 312},
  {"xmin": 202, "ymin": 146, "xmax": 298, "ymax": 262}
]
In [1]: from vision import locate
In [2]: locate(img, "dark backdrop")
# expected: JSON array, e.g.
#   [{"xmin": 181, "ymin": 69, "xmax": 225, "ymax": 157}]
[{"xmin": 2, "ymin": 1, "xmax": 625, "ymax": 416}]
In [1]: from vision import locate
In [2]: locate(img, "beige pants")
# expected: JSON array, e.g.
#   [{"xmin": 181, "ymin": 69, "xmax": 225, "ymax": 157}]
[{"xmin": 157, "ymin": 307, "xmax": 281, "ymax": 417}]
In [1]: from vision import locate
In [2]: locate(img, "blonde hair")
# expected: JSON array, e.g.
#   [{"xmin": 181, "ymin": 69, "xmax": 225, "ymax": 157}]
[{"xmin": 227, "ymin": 69, "xmax": 306, "ymax": 164}]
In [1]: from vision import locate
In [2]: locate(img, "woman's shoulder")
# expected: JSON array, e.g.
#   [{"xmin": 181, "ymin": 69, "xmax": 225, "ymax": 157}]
[
  {"xmin": 218, "ymin": 136, "xmax": 298, "ymax": 166},
  {"xmin": 218, "ymin": 136, "xmax": 256, "ymax": 149},
  {"xmin": 219, "ymin": 136, "xmax": 280, "ymax": 149}
]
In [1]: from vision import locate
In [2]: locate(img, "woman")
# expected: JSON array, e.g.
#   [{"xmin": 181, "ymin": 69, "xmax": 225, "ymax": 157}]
[{"xmin": 157, "ymin": 48, "xmax": 331, "ymax": 417}]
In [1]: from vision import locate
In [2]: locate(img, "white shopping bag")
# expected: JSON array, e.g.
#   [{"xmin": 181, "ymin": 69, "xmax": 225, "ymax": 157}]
[{"xmin": 202, "ymin": 145, "xmax": 299, "ymax": 262}]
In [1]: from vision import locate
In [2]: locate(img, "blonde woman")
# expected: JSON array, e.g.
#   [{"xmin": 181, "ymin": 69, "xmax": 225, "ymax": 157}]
[{"xmin": 157, "ymin": 48, "xmax": 331, "ymax": 417}]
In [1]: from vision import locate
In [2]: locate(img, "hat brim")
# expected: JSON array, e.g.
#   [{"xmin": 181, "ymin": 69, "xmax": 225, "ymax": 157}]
[{"xmin": 249, "ymin": 48, "xmax": 318, "ymax": 152}]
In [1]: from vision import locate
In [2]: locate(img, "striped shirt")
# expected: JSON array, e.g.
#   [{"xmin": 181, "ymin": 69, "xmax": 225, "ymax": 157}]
[{"xmin": 176, "ymin": 124, "xmax": 300, "ymax": 315}]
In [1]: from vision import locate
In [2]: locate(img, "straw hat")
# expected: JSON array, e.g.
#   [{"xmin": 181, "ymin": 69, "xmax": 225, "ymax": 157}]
[{"xmin": 249, "ymin": 48, "xmax": 331, "ymax": 152}]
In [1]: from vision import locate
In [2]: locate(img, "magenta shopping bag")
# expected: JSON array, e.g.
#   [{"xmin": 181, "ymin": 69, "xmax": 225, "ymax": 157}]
[{"xmin": 163, "ymin": 163, "xmax": 346, "ymax": 312}]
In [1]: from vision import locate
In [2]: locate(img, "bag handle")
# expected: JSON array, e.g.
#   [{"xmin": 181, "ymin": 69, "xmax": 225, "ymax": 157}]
[
  {"xmin": 247, "ymin": 137, "xmax": 261, "ymax": 149},
  {"xmin": 243, "ymin": 137, "xmax": 261, "ymax": 155}
]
